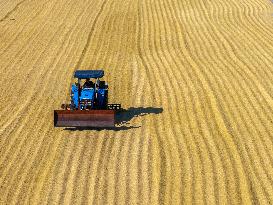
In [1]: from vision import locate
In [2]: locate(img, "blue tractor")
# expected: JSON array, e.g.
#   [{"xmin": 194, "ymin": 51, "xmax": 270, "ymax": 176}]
[{"xmin": 54, "ymin": 70, "xmax": 121, "ymax": 128}]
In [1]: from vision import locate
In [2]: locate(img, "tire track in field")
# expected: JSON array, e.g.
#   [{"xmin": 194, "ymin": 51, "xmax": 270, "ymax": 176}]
[
  {"xmin": 2, "ymin": 21, "xmax": 67, "ymax": 188},
  {"xmin": 110, "ymin": 61, "xmax": 146, "ymax": 205},
  {"xmin": 206, "ymin": 0, "xmax": 273, "ymax": 86},
  {"xmin": 63, "ymin": 0, "xmax": 130, "ymax": 202},
  {"xmin": 57, "ymin": 136, "xmax": 81, "ymax": 205},
  {"xmin": 170, "ymin": 0, "xmax": 253, "ymax": 202},
  {"xmin": 78, "ymin": 2, "xmax": 132, "ymax": 198},
  {"xmin": 15, "ymin": 0, "xmax": 106, "ymax": 199},
  {"xmin": 74, "ymin": 0, "xmax": 108, "ymax": 70},
  {"xmin": 93, "ymin": 2, "xmax": 133, "ymax": 203},
  {"xmin": 65, "ymin": 1, "xmax": 122, "ymax": 203},
  {"xmin": 221, "ymin": 2, "xmax": 273, "ymax": 101},
  {"xmin": 45, "ymin": 135, "xmax": 77, "ymax": 204},
  {"xmin": 0, "ymin": 0, "xmax": 74, "ymax": 174},
  {"xmin": 176, "ymin": 0, "xmax": 268, "ymax": 202},
  {"xmin": 175, "ymin": 0, "xmax": 270, "ymax": 202},
  {"xmin": 141, "ymin": 2, "xmax": 175, "ymax": 204},
  {"xmin": 69, "ymin": 0, "xmax": 137, "ymax": 201},
  {"xmin": 214, "ymin": 0, "xmax": 273, "ymax": 99},
  {"xmin": 69, "ymin": 0, "xmax": 125, "ymax": 203},
  {"xmin": 0, "ymin": 2, "xmax": 78, "ymax": 200},
  {"xmin": 231, "ymin": 0, "xmax": 273, "ymax": 45},
  {"xmin": 68, "ymin": 136, "xmax": 99, "ymax": 205},
  {"xmin": 60, "ymin": 0, "xmax": 108, "ymax": 101},
  {"xmin": 196, "ymin": 0, "xmax": 273, "ymax": 193},
  {"xmin": 149, "ymin": 3, "xmax": 204, "ymax": 205},
  {"xmin": 99, "ymin": 2, "xmax": 138, "ymax": 204},
  {"xmin": 83, "ymin": 136, "xmax": 109, "ymax": 204},
  {"xmin": 114, "ymin": 40, "xmax": 142, "ymax": 202},
  {"xmin": 0, "ymin": 0, "xmax": 102, "ymax": 202},
  {"xmin": 0, "ymin": 4, "xmax": 71, "ymax": 195},
  {"xmin": 149, "ymin": 1, "xmax": 206, "ymax": 201},
  {"xmin": 157, "ymin": 0, "xmax": 232, "ymax": 203},
  {"xmin": 137, "ymin": 3, "xmax": 167, "ymax": 204},
  {"xmin": 0, "ymin": 0, "xmax": 70, "ymax": 145},
  {"xmin": 109, "ymin": 3, "xmax": 141, "ymax": 205},
  {"xmin": 181, "ymin": 14, "xmax": 268, "ymax": 202},
  {"xmin": 24, "ymin": 0, "xmax": 108, "ymax": 203},
  {"xmin": 156, "ymin": 0, "xmax": 229, "ymax": 203},
  {"xmin": 155, "ymin": 0, "xmax": 228, "ymax": 203},
  {"xmin": 78, "ymin": 136, "xmax": 102, "ymax": 204},
  {"xmin": 0, "ymin": 0, "xmax": 62, "ymax": 133},
  {"xmin": 0, "ymin": 0, "xmax": 21, "ymax": 20},
  {"xmin": 0, "ymin": 0, "xmax": 52, "ymax": 58},
  {"xmin": 202, "ymin": 0, "xmax": 272, "ymax": 175},
  {"xmin": 207, "ymin": 62, "xmax": 273, "ymax": 203},
  {"xmin": 138, "ymin": 1, "xmax": 193, "ymax": 201},
  {"xmin": 135, "ymin": 93, "xmax": 152, "ymax": 205},
  {"xmin": 142, "ymin": 0, "xmax": 191, "ymax": 201},
  {"xmin": 197, "ymin": 0, "xmax": 273, "ymax": 162},
  {"xmin": 0, "ymin": 0, "xmax": 27, "ymax": 22},
  {"xmin": 0, "ymin": 0, "xmax": 99, "ymax": 157}
]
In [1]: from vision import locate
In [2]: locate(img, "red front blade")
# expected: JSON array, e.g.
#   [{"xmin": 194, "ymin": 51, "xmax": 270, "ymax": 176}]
[{"xmin": 54, "ymin": 110, "xmax": 115, "ymax": 127}]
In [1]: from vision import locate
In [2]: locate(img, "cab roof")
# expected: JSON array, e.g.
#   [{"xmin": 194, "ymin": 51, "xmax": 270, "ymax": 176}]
[{"xmin": 74, "ymin": 70, "xmax": 104, "ymax": 79}]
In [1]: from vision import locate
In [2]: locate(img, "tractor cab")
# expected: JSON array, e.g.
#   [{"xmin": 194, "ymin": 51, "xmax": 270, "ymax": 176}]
[{"xmin": 71, "ymin": 70, "xmax": 108, "ymax": 110}]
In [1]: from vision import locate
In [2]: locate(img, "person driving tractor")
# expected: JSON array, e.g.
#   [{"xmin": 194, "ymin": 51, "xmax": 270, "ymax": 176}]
[{"xmin": 83, "ymin": 78, "xmax": 94, "ymax": 88}]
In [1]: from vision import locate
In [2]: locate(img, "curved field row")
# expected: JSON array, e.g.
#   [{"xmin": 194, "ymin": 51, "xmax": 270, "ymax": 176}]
[
  {"xmin": 0, "ymin": 0, "xmax": 26, "ymax": 21},
  {"xmin": 0, "ymin": 0, "xmax": 272, "ymax": 204}
]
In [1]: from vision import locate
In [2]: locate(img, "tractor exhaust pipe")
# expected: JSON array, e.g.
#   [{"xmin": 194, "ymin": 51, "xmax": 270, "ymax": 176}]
[{"xmin": 54, "ymin": 110, "xmax": 115, "ymax": 128}]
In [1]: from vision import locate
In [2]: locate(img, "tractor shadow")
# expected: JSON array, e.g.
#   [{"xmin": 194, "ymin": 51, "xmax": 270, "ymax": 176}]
[
  {"xmin": 115, "ymin": 107, "xmax": 163, "ymax": 125},
  {"xmin": 64, "ymin": 107, "xmax": 163, "ymax": 131}
]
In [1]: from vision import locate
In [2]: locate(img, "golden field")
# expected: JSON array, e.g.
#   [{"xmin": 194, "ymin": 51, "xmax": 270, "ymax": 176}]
[{"xmin": 0, "ymin": 0, "xmax": 273, "ymax": 204}]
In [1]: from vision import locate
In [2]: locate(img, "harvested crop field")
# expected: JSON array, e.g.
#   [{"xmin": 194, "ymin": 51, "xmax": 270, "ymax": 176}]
[{"xmin": 0, "ymin": 0, "xmax": 273, "ymax": 204}]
